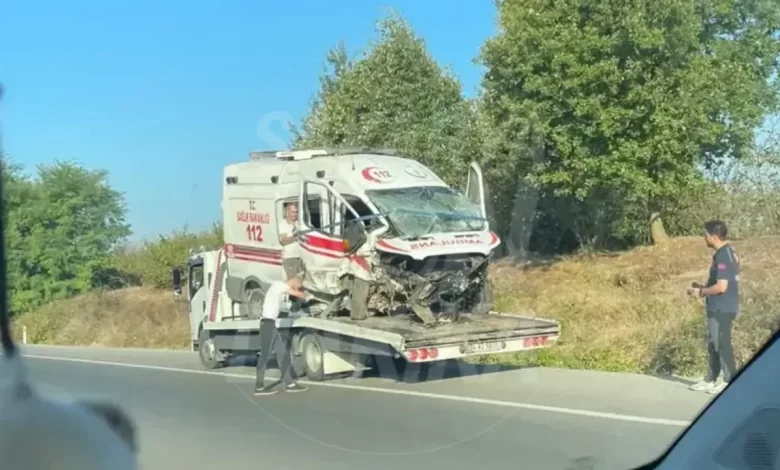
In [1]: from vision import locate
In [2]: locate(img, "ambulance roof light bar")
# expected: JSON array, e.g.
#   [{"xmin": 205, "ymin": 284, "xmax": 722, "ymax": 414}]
[
  {"xmin": 248, "ymin": 149, "xmax": 328, "ymax": 161},
  {"xmin": 248, "ymin": 147, "xmax": 402, "ymax": 162}
]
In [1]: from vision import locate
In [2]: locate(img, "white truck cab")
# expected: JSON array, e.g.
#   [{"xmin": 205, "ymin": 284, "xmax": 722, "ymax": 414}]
[{"xmin": 221, "ymin": 147, "xmax": 498, "ymax": 324}]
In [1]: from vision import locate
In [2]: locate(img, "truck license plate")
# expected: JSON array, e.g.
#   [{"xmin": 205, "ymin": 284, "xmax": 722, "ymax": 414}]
[{"xmin": 463, "ymin": 341, "xmax": 505, "ymax": 354}]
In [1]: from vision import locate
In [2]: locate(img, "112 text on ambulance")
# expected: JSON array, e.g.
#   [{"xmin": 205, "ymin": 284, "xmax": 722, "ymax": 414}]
[{"xmin": 237, "ymin": 200, "xmax": 271, "ymax": 243}]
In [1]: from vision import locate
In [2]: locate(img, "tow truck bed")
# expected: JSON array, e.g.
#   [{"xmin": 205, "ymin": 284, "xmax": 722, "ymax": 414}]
[
  {"xmin": 207, "ymin": 310, "xmax": 559, "ymax": 362},
  {"xmin": 329, "ymin": 313, "xmax": 559, "ymax": 349}
]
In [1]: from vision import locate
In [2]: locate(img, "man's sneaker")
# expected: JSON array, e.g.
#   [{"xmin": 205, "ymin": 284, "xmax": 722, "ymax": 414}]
[
  {"xmin": 254, "ymin": 385, "xmax": 278, "ymax": 396},
  {"xmin": 707, "ymin": 381, "xmax": 728, "ymax": 395},
  {"xmin": 285, "ymin": 383, "xmax": 308, "ymax": 393},
  {"xmin": 689, "ymin": 379, "xmax": 716, "ymax": 392}
]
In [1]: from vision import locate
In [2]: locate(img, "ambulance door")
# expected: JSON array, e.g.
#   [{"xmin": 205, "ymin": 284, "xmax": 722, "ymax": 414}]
[
  {"xmin": 298, "ymin": 180, "xmax": 366, "ymax": 295},
  {"xmin": 465, "ymin": 162, "xmax": 488, "ymax": 227}
]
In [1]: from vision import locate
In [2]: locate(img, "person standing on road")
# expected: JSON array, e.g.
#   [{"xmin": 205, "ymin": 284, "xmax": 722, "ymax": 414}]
[
  {"xmin": 255, "ymin": 274, "xmax": 309, "ymax": 396},
  {"xmin": 687, "ymin": 220, "xmax": 740, "ymax": 395},
  {"xmin": 279, "ymin": 202, "xmax": 303, "ymax": 279}
]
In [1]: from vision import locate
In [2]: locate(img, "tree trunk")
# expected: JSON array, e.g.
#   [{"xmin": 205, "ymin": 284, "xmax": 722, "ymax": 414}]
[{"xmin": 650, "ymin": 212, "xmax": 669, "ymax": 245}]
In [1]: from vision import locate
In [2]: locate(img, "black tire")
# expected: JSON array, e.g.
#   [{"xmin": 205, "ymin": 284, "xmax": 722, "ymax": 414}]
[
  {"xmin": 290, "ymin": 332, "xmax": 306, "ymax": 379},
  {"xmin": 300, "ymin": 332, "xmax": 326, "ymax": 381},
  {"xmin": 197, "ymin": 328, "xmax": 225, "ymax": 370},
  {"xmin": 350, "ymin": 277, "xmax": 370, "ymax": 320}
]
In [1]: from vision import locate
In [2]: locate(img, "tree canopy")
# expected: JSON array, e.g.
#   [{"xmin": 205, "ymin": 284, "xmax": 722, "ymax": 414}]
[
  {"xmin": 292, "ymin": 14, "xmax": 483, "ymax": 186},
  {"xmin": 2, "ymin": 159, "xmax": 130, "ymax": 313},
  {"xmin": 480, "ymin": 0, "xmax": 780, "ymax": 246}
]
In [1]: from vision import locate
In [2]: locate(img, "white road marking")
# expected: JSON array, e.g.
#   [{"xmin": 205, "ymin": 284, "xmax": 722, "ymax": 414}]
[{"xmin": 24, "ymin": 353, "xmax": 692, "ymax": 428}]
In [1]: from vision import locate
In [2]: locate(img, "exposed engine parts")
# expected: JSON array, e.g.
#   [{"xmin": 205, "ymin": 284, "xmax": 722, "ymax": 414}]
[{"xmin": 363, "ymin": 252, "xmax": 491, "ymax": 325}]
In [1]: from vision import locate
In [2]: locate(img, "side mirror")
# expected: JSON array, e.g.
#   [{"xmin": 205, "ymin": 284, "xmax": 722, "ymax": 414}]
[
  {"xmin": 343, "ymin": 220, "xmax": 367, "ymax": 255},
  {"xmin": 171, "ymin": 268, "xmax": 182, "ymax": 298}
]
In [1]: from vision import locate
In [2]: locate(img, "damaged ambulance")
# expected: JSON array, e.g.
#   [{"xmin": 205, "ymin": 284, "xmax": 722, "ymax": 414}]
[{"xmin": 221, "ymin": 148, "xmax": 500, "ymax": 325}]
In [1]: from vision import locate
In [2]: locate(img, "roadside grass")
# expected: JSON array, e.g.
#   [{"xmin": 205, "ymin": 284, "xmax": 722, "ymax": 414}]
[
  {"xmin": 13, "ymin": 287, "xmax": 189, "ymax": 350},
  {"xmin": 480, "ymin": 236, "xmax": 780, "ymax": 377},
  {"xmin": 15, "ymin": 235, "xmax": 780, "ymax": 378}
]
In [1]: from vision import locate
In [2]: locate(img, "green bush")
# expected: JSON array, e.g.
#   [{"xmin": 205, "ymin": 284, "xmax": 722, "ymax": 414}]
[{"xmin": 112, "ymin": 224, "xmax": 223, "ymax": 289}]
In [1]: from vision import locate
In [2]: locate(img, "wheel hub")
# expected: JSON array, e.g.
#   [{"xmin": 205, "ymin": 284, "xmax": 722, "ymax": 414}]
[
  {"xmin": 201, "ymin": 338, "xmax": 216, "ymax": 360},
  {"xmin": 305, "ymin": 341, "xmax": 322, "ymax": 372}
]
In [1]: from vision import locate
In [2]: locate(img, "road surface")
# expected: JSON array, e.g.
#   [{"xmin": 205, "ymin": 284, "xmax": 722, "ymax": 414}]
[{"xmin": 20, "ymin": 345, "xmax": 713, "ymax": 470}]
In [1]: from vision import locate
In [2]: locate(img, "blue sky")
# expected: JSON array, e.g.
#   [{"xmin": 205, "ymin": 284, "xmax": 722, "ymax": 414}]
[{"xmin": 0, "ymin": 0, "xmax": 496, "ymax": 241}]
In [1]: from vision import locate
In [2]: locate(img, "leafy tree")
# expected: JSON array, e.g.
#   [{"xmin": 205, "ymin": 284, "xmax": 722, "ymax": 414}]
[
  {"xmin": 4, "ymin": 160, "xmax": 130, "ymax": 313},
  {"xmin": 1, "ymin": 159, "xmax": 36, "ymax": 308},
  {"xmin": 113, "ymin": 223, "xmax": 223, "ymax": 289},
  {"xmin": 292, "ymin": 13, "xmax": 482, "ymax": 186},
  {"xmin": 480, "ymin": 0, "xmax": 780, "ymax": 247}
]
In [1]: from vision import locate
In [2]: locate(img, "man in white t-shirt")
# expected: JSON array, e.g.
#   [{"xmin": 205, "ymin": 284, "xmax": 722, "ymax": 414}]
[
  {"xmin": 254, "ymin": 274, "xmax": 308, "ymax": 395},
  {"xmin": 278, "ymin": 202, "xmax": 303, "ymax": 280}
]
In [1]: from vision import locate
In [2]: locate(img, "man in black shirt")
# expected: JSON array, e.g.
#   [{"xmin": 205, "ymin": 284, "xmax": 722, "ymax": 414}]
[{"xmin": 687, "ymin": 220, "xmax": 740, "ymax": 395}]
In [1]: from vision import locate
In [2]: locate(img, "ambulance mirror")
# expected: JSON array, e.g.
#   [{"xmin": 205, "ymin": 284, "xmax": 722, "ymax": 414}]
[
  {"xmin": 343, "ymin": 220, "xmax": 367, "ymax": 254},
  {"xmin": 171, "ymin": 268, "xmax": 182, "ymax": 299}
]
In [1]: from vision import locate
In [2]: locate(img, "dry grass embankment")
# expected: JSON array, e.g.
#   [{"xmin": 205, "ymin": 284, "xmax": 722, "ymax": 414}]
[
  {"xmin": 484, "ymin": 236, "xmax": 780, "ymax": 377},
  {"xmin": 14, "ymin": 287, "xmax": 189, "ymax": 349},
  {"xmin": 14, "ymin": 235, "xmax": 780, "ymax": 377}
]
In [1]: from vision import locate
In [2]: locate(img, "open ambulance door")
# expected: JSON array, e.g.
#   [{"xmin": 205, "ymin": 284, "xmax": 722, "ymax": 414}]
[
  {"xmin": 298, "ymin": 180, "xmax": 367, "ymax": 295},
  {"xmin": 465, "ymin": 162, "xmax": 488, "ymax": 225}
]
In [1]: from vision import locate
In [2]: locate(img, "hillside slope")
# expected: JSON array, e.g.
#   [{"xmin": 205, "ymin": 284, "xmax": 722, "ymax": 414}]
[
  {"xmin": 15, "ymin": 287, "xmax": 189, "ymax": 349},
  {"xmin": 489, "ymin": 236, "xmax": 780, "ymax": 376},
  {"xmin": 15, "ymin": 236, "xmax": 780, "ymax": 376}
]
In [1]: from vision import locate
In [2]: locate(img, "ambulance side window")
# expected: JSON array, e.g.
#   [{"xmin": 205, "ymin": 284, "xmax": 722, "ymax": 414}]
[
  {"xmin": 304, "ymin": 197, "xmax": 323, "ymax": 230},
  {"xmin": 340, "ymin": 195, "xmax": 380, "ymax": 233},
  {"xmin": 189, "ymin": 265, "xmax": 204, "ymax": 299}
]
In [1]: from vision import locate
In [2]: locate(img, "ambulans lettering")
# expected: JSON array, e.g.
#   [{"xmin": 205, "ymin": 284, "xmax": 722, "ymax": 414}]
[
  {"xmin": 236, "ymin": 211, "xmax": 271, "ymax": 224},
  {"xmin": 409, "ymin": 238, "xmax": 484, "ymax": 250}
]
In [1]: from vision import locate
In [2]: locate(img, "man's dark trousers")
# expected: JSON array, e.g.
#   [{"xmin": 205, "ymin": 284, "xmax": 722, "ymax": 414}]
[
  {"xmin": 256, "ymin": 319, "xmax": 294, "ymax": 388},
  {"xmin": 705, "ymin": 310, "xmax": 738, "ymax": 383}
]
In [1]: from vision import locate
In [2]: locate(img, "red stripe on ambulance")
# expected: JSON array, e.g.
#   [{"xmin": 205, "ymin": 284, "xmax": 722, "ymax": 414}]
[
  {"xmin": 301, "ymin": 244, "xmax": 340, "ymax": 259},
  {"xmin": 303, "ymin": 234, "xmax": 345, "ymax": 252},
  {"xmin": 300, "ymin": 241, "xmax": 370, "ymax": 272},
  {"xmin": 225, "ymin": 244, "xmax": 283, "ymax": 265}
]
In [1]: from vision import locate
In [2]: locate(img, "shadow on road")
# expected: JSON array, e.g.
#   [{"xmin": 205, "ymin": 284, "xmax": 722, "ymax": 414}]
[
  {"xmin": 362, "ymin": 357, "xmax": 527, "ymax": 384},
  {"xmin": 650, "ymin": 373, "xmax": 697, "ymax": 386},
  {"xmin": 220, "ymin": 354, "xmax": 525, "ymax": 384}
]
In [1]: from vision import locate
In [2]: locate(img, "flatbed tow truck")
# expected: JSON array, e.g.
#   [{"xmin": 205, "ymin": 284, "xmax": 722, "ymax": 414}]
[
  {"xmin": 173, "ymin": 248, "xmax": 560, "ymax": 381},
  {"xmin": 171, "ymin": 147, "xmax": 560, "ymax": 381}
]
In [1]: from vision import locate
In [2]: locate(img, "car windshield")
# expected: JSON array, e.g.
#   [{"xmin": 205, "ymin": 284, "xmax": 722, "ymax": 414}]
[{"xmin": 366, "ymin": 186, "xmax": 486, "ymax": 238}]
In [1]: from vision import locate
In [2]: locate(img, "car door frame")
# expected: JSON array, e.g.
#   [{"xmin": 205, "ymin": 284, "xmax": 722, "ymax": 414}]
[
  {"xmin": 297, "ymin": 179, "xmax": 365, "ymax": 295},
  {"xmin": 465, "ymin": 162, "xmax": 488, "ymax": 222}
]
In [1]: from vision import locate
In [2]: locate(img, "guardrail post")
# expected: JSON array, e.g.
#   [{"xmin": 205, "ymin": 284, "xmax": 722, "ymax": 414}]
[{"xmin": 22, "ymin": 326, "xmax": 27, "ymax": 345}]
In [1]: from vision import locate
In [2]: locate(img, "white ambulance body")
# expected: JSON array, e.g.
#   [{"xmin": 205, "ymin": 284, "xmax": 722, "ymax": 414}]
[{"xmin": 221, "ymin": 148, "xmax": 498, "ymax": 324}]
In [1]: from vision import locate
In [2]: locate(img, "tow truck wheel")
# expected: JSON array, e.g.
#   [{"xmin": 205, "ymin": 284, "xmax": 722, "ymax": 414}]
[
  {"xmin": 301, "ymin": 332, "xmax": 325, "ymax": 381},
  {"xmin": 197, "ymin": 328, "xmax": 225, "ymax": 370},
  {"xmin": 290, "ymin": 333, "xmax": 306, "ymax": 379}
]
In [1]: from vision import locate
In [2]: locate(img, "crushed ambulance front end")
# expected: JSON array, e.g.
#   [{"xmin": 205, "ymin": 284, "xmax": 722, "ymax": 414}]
[{"xmin": 360, "ymin": 186, "xmax": 501, "ymax": 324}]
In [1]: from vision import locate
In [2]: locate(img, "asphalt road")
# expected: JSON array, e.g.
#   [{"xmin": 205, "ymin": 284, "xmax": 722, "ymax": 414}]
[{"xmin": 20, "ymin": 345, "xmax": 713, "ymax": 470}]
